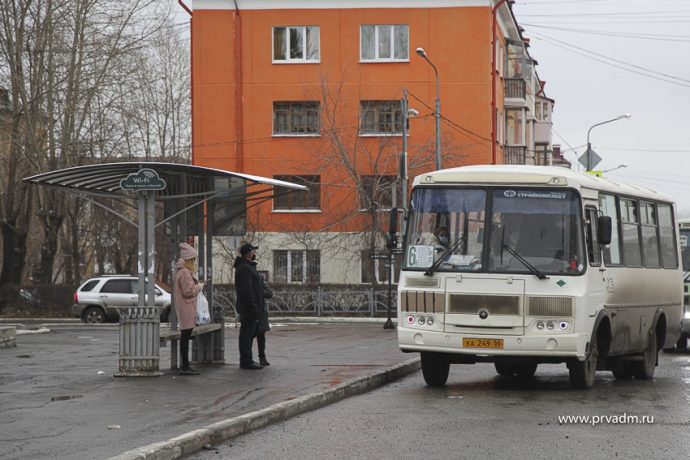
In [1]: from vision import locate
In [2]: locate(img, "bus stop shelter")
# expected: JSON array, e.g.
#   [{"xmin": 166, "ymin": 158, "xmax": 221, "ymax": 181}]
[{"xmin": 23, "ymin": 162, "xmax": 306, "ymax": 376}]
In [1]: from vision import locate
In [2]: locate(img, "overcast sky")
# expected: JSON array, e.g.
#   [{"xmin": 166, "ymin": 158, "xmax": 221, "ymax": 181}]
[{"xmin": 513, "ymin": 0, "xmax": 690, "ymax": 216}]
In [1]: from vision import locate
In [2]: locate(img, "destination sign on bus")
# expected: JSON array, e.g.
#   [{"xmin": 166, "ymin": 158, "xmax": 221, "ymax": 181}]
[{"xmin": 503, "ymin": 190, "xmax": 567, "ymax": 200}]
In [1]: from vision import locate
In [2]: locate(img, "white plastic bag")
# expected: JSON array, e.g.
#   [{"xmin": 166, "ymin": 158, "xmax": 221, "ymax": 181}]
[{"xmin": 196, "ymin": 291, "xmax": 210, "ymax": 325}]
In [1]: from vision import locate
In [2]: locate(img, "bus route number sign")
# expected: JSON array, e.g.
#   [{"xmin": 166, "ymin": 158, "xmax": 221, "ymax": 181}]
[{"xmin": 407, "ymin": 245, "xmax": 434, "ymax": 268}]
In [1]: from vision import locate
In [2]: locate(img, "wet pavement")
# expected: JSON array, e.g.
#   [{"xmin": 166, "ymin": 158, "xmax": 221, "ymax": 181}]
[{"xmin": 0, "ymin": 319, "xmax": 416, "ymax": 459}]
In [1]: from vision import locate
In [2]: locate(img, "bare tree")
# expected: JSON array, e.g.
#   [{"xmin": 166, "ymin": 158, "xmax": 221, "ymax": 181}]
[{"xmin": 0, "ymin": 0, "xmax": 191, "ymax": 287}]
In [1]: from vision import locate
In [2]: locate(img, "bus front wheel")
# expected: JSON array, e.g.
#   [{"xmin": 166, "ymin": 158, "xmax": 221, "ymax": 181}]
[
  {"xmin": 421, "ymin": 352, "xmax": 450, "ymax": 387},
  {"xmin": 569, "ymin": 333, "xmax": 598, "ymax": 389}
]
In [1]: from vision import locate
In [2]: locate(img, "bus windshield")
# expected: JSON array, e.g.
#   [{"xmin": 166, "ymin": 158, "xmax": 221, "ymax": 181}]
[{"xmin": 404, "ymin": 187, "xmax": 585, "ymax": 276}]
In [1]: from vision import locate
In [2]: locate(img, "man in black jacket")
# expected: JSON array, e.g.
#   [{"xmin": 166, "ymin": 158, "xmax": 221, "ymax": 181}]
[{"xmin": 234, "ymin": 243, "xmax": 263, "ymax": 370}]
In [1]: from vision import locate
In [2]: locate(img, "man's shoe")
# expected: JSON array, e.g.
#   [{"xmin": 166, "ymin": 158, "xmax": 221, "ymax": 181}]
[
  {"xmin": 179, "ymin": 367, "xmax": 200, "ymax": 375},
  {"xmin": 259, "ymin": 357, "xmax": 270, "ymax": 366},
  {"xmin": 240, "ymin": 362, "xmax": 263, "ymax": 370}
]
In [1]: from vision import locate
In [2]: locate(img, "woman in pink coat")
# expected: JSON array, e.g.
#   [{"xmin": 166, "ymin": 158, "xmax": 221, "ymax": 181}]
[{"xmin": 173, "ymin": 242, "xmax": 205, "ymax": 375}]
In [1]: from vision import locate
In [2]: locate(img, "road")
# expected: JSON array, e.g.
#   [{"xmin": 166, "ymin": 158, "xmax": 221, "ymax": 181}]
[{"xmin": 190, "ymin": 350, "xmax": 690, "ymax": 459}]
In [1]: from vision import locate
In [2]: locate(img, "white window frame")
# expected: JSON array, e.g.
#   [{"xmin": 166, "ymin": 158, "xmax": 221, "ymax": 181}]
[
  {"xmin": 273, "ymin": 250, "xmax": 320, "ymax": 284},
  {"xmin": 272, "ymin": 26, "xmax": 320, "ymax": 64},
  {"xmin": 360, "ymin": 24, "xmax": 409, "ymax": 62}
]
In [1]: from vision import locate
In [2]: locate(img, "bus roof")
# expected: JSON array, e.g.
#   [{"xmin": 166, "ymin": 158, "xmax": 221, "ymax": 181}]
[{"xmin": 411, "ymin": 165, "xmax": 674, "ymax": 204}]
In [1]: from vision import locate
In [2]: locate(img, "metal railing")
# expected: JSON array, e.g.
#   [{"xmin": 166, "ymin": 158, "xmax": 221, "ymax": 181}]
[
  {"xmin": 504, "ymin": 77, "xmax": 526, "ymax": 99},
  {"xmin": 504, "ymin": 145, "xmax": 527, "ymax": 164},
  {"xmin": 213, "ymin": 285, "xmax": 398, "ymax": 318}
]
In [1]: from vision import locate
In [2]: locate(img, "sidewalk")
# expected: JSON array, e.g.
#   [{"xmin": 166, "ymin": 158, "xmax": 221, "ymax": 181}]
[{"xmin": 0, "ymin": 320, "xmax": 419, "ymax": 460}]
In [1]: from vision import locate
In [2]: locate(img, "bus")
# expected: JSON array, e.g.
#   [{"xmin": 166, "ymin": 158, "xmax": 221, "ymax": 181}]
[
  {"xmin": 396, "ymin": 165, "xmax": 683, "ymax": 389},
  {"xmin": 677, "ymin": 218, "xmax": 690, "ymax": 350}
]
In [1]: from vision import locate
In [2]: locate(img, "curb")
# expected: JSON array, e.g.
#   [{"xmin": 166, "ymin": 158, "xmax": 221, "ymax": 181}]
[{"xmin": 108, "ymin": 357, "xmax": 421, "ymax": 460}]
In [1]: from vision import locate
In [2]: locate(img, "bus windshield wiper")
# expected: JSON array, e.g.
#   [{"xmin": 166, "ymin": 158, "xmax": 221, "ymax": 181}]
[
  {"xmin": 502, "ymin": 244, "xmax": 549, "ymax": 280},
  {"xmin": 424, "ymin": 236, "xmax": 466, "ymax": 277}
]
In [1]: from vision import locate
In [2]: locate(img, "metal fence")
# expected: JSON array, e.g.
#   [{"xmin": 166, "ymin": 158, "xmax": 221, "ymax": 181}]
[{"xmin": 213, "ymin": 285, "xmax": 398, "ymax": 318}]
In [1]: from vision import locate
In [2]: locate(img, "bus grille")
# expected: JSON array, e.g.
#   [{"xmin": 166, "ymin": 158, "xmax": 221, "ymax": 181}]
[
  {"xmin": 400, "ymin": 291, "xmax": 445, "ymax": 313},
  {"xmin": 404, "ymin": 277, "xmax": 440, "ymax": 288},
  {"xmin": 527, "ymin": 296, "xmax": 573, "ymax": 317},
  {"xmin": 448, "ymin": 294, "xmax": 520, "ymax": 315}
]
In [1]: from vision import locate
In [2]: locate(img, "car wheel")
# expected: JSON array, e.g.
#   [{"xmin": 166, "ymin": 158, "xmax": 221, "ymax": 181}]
[{"xmin": 83, "ymin": 307, "xmax": 106, "ymax": 324}]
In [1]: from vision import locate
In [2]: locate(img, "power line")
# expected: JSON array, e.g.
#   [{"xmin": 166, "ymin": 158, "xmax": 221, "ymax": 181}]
[
  {"xmin": 522, "ymin": 23, "xmax": 690, "ymax": 42},
  {"xmin": 528, "ymin": 31, "xmax": 690, "ymax": 88}
]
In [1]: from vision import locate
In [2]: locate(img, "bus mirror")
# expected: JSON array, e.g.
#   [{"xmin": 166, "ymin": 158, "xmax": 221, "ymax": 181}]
[{"xmin": 598, "ymin": 216, "xmax": 612, "ymax": 245}]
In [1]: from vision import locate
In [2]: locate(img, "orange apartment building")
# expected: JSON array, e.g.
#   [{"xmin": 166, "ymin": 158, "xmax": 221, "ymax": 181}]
[{"xmin": 189, "ymin": 0, "xmax": 552, "ymax": 284}]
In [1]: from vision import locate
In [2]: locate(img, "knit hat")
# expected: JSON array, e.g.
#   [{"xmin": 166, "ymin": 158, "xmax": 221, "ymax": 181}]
[
  {"xmin": 240, "ymin": 243, "xmax": 258, "ymax": 257},
  {"xmin": 179, "ymin": 242, "xmax": 198, "ymax": 260}
]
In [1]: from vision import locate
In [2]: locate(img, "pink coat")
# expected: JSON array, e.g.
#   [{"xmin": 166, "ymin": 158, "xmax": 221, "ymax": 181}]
[{"xmin": 173, "ymin": 259, "xmax": 202, "ymax": 330}]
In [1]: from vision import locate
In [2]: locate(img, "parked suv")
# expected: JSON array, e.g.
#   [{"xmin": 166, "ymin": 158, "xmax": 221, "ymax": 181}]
[{"xmin": 72, "ymin": 275, "xmax": 172, "ymax": 323}]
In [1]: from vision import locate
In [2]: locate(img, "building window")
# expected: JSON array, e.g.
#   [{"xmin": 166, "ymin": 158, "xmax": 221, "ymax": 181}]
[
  {"xmin": 360, "ymin": 24, "xmax": 408, "ymax": 61},
  {"xmin": 273, "ymin": 26, "xmax": 320, "ymax": 62},
  {"xmin": 360, "ymin": 175, "xmax": 396, "ymax": 210},
  {"xmin": 274, "ymin": 175, "xmax": 320, "ymax": 210},
  {"xmin": 273, "ymin": 101, "xmax": 320, "ymax": 135},
  {"xmin": 360, "ymin": 100, "xmax": 403, "ymax": 135},
  {"xmin": 361, "ymin": 250, "xmax": 400, "ymax": 284},
  {"xmin": 505, "ymin": 108, "xmax": 524, "ymax": 145},
  {"xmin": 273, "ymin": 250, "xmax": 320, "ymax": 284}
]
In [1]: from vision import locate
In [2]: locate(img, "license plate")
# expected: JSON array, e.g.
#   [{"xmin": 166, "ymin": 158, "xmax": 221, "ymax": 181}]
[{"xmin": 463, "ymin": 337, "xmax": 504, "ymax": 349}]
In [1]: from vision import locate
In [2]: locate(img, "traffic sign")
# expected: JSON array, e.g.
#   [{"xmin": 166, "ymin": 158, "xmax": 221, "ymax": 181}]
[{"xmin": 578, "ymin": 147, "xmax": 602, "ymax": 171}]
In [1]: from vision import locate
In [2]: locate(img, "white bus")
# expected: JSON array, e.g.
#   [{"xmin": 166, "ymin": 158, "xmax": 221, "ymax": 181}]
[{"xmin": 396, "ymin": 165, "xmax": 682, "ymax": 389}]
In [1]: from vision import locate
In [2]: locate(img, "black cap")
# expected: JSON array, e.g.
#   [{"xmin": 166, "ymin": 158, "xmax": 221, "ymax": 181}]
[{"xmin": 240, "ymin": 243, "xmax": 258, "ymax": 257}]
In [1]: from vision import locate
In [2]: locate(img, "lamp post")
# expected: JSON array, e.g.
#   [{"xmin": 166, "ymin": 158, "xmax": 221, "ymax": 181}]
[
  {"xmin": 601, "ymin": 164, "xmax": 628, "ymax": 174},
  {"xmin": 583, "ymin": 113, "xmax": 631, "ymax": 171},
  {"xmin": 416, "ymin": 47, "xmax": 441, "ymax": 170}
]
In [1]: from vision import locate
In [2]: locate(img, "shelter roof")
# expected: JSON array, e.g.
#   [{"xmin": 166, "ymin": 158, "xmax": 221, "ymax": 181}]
[{"xmin": 22, "ymin": 161, "xmax": 306, "ymax": 200}]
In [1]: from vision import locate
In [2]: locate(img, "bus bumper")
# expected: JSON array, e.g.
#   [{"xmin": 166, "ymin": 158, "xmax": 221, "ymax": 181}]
[{"xmin": 398, "ymin": 327, "xmax": 587, "ymax": 360}]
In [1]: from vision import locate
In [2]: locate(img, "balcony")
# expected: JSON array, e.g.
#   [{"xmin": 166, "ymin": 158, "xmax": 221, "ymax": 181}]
[
  {"xmin": 504, "ymin": 146, "xmax": 526, "ymax": 164},
  {"xmin": 504, "ymin": 77, "xmax": 526, "ymax": 100}
]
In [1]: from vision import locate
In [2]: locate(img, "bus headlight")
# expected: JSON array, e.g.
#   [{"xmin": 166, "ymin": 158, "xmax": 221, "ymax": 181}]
[
  {"xmin": 546, "ymin": 321, "xmax": 555, "ymax": 330},
  {"xmin": 684, "ymin": 311, "xmax": 690, "ymax": 320},
  {"xmin": 536, "ymin": 321, "xmax": 545, "ymax": 330},
  {"xmin": 418, "ymin": 316, "xmax": 426, "ymax": 325},
  {"xmin": 426, "ymin": 316, "xmax": 435, "ymax": 326}
]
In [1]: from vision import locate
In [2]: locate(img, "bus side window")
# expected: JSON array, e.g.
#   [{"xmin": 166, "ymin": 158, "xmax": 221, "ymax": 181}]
[{"xmin": 585, "ymin": 207, "xmax": 601, "ymax": 266}]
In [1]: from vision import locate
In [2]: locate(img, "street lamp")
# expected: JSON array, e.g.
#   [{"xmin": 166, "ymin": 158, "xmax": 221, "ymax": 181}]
[
  {"xmin": 416, "ymin": 47, "xmax": 442, "ymax": 170},
  {"xmin": 601, "ymin": 164, "xmax": 628, "ymax": 174},
  {"xmin": 583, "ymin": 113, "xmax": 631, "ymax": 171}
]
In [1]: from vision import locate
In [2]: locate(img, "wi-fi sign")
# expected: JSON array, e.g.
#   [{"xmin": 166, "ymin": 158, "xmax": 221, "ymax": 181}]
[{"xmin": 120, "ymin": 168, "xmax": 166, "ymax": 191}]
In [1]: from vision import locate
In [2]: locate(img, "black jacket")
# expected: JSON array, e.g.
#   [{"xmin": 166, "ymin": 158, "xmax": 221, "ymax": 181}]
[{"xmin": 233, "ymin": 256, "xmax": 262, "ymax": 321}]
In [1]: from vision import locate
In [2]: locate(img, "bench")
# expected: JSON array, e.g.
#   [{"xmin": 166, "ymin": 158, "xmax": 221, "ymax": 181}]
[
  {"xmin": 160, "ymin": 322, "xmax": 225, "ymax": 367},
  {"xmin": 159, "ymin": 323, "xmax": 223, "ymax": 346}
]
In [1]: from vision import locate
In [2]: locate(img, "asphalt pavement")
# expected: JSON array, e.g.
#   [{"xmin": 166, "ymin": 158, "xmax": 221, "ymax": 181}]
[{"xmin": 0, "ymin": 319, "xmax": 419, "ymax": 460}]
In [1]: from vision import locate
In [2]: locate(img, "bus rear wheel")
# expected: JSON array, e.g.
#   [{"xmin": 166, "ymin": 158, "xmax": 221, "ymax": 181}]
[
  {"xmin": 632, "ymin": 330, "xmax": 657, "ymax": 380},
  {"xmin": 421, "ymin": 352, "xmax": 450, "ymax": 387},
  {"xmin": 569, "ymin": 333, "xmax": 598, "ymax": 389}
]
